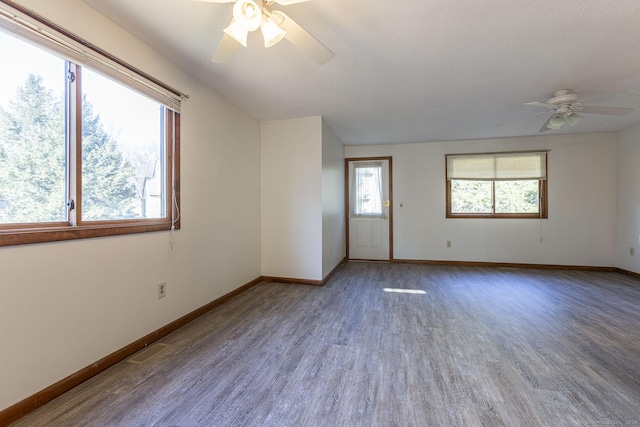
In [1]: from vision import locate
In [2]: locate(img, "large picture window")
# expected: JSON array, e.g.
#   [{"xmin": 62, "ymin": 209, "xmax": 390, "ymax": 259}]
[
  {"xmin": 446, "ymin": 151, "xmax": 548, "ymax": 218},
  {"xmin": 0, "ymin": 4, "xmax": 182, "ymax": 246}
]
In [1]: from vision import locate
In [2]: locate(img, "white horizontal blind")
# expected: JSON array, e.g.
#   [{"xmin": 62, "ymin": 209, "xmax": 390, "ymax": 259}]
[
  {"xmin": 0, "ymin": 1, "xmax": 184, "ymax": 111},
  {"xmin": 446, "ymin": 152, "xmax": 547, "ymax": 181}
]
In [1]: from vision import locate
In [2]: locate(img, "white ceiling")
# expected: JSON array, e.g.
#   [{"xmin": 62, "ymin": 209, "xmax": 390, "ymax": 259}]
[{"xmin": 81, "ymin": 0, "xmax": 640, "ymax": 145}]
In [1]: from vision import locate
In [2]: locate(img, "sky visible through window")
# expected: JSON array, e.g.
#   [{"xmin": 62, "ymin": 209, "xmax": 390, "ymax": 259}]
[
  {"xmin": 0, "ymin": 31, "xmax": 165, "ymax": 221},
  {"xmin": 0, "ymin": 31, "xmax": 63, "ymax": 106},
  {"xmin": 0, "ymin": 31, "xmax": 161, "ymax": 151}
]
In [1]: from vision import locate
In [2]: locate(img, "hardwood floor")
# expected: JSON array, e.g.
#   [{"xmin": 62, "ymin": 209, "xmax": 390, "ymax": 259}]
[{"xmin": 11, "ymin": 262, "xmax": 640, "ymax": 426}]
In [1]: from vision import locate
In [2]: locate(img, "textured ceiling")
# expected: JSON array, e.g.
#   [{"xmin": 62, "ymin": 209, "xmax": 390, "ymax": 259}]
[{"xmin": 81, "ymin": 0, "xmax": 640, "ymax": 145}]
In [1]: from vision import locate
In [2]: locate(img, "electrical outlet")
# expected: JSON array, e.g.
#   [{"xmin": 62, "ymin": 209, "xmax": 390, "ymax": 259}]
[
  {"xmin": 158, "ymin": 282, "xmax": 167, "ymax": 299},
  {"xmin": 631, "ymin": 247, "xmax": 636, "ymax": 257},
  {"xmin": 446, "ymin": 240, "xmax": 452, "ymax": 248}
]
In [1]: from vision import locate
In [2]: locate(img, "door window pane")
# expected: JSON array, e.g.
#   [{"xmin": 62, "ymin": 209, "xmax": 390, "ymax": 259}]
[
  {"xmin": 81, "ymin": 68, "xmax": 164, "ymax": 221},
  {"xmin": 354, "ymin": 164, "xmax": 382, "ymax": 216},
  {"xmin": 0, "ymin": 33, "xmax": 67, "ymax": 224}
]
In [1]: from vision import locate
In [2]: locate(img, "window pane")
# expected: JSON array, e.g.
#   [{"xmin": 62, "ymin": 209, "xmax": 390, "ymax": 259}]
[
  {"xmin": 354, "ymin": 166, "xmax": 382, "ymax": 216},
  {"xmin": 0, "ymin": 32, "xmax": 67, "ymax": 224},
  {"xmin": 81, "ymin": 68, "xmax": 164, "ymax": 221},
  {"xmin": 450, "ymin": 180, "xmax": 492, "ymax": 213},
  {"xmin": 495, "ymin": 180, "xmax": 539, "ymax": 213}
]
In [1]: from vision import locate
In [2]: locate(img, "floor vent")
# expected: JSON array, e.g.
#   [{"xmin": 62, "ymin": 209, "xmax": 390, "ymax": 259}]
[{"xmin": 127, "ymin": 343, "xmax": 170, "ymax": 365}]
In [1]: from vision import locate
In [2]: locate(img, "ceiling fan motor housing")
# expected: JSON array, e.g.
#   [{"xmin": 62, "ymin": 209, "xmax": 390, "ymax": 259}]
[{"xmin": 547, "ymin": 89, "xmax": 580, "ymax": 106}]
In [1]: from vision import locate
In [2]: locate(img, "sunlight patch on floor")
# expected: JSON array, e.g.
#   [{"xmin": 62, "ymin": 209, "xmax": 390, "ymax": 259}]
[{"xmin": 382, "ymin": 288, "xmax": 426, "ymax": 295}]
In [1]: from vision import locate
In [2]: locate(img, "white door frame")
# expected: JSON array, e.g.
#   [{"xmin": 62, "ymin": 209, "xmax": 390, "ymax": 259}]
[{"xmin": 345, "ymin": 156, "xmax": 393, "ymax": 261}]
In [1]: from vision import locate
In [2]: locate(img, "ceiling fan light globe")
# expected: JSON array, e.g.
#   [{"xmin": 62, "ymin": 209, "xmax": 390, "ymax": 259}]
[
  {"xmin": 566, "ymin": 112, "xmax": 583, "ymax": 127},
  {"xmin": 233, "ymin": 0, "xmax": 262, "ymax": 31},
  {"xmin": 546, "ymin": 114, "xmax": 565, "ymax": 129},
  {"xmin": 224, "ymin": 20, "xmax": 249, "ymax": 47},
  {"xmin": 261, "ymin": 17, "xmax": 286, "ymax": 47}
]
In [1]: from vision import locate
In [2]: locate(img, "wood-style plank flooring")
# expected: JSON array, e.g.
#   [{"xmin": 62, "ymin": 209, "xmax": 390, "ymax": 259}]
[{"xmin": 11, "ymin": 262, "xmax": 640, "ymax": 426}]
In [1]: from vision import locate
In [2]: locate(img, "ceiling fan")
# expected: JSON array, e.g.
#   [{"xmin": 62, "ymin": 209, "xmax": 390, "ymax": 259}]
[
  {"xmin": 522, "ymin": 89, "xmax": 634, "ymax": 132},
  {"xmin": 190, "ymin": 0, "xmax": 334, "ymax": 64}
]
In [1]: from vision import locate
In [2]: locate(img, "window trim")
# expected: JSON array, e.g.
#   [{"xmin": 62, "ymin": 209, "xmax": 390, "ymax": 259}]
[{"xmin": 445, "ymin": 151, "xmax": 548, "ymax": 219}]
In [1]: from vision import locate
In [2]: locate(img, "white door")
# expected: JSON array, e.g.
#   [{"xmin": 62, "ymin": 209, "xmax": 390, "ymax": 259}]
[{"xmin": 348, "ymin": 159, "xmax": 390, "ymax": 260}]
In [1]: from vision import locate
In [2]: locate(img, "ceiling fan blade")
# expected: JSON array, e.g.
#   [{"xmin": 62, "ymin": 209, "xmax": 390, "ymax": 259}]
[
  {"xmin": 493, "ymin": 111, "xmax": 547, "ymax": 128},
  {"xmin": 271, "ymin": 10, "xmax": 334, "ymax": 64},
  {"xmin": 579, "ymin": 106, "xmax": 633, "ymax": 116},
  {"xmin": 574, "ymin": 88, "xmax": 640, "ymax": 103},
  {"xmin": 273, "ymin": 0, "xmax": 311, "ymax": 4},
  {"xmin": 539, "ymin": 117, "xmax": 553, "ymax": 133},
  {"xmin": 577, "ymin": 93, "xmax": 627, "ymax": 104},
  {"xmin": 525, "ymin": 101, "xmax": 557, "ymax": 109},
  {"xmin": 212, "ymin": 34, "xmax": 241, "ymax": 63}
]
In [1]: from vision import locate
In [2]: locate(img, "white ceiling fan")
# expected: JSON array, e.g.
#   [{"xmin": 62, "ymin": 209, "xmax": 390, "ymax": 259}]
[
  {"xmin": 523, "ymin": 89, "xmax": 634, "ymax": 132},
  {"xmin": 189, "ymin": 0, "xmax": 334, "ymax": 64}
]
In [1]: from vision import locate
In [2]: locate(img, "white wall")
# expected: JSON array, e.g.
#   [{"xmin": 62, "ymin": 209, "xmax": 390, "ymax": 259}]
[
  {"xmin": 0, "ymin": 0, "xmax": 261, "ymax": 412},
  {"xmin": 617, "ymin": 125, "xmax": 640, "ymax": 274},
  {"xmin": 322, "ymin": 120, "xmax": 346, "ymax": 278},
  {"xmin": 346, "ymin": 133, "xmax": 618, "ymax": 267},
  {"xmin": 261, "ymin": 117, "xmax": 323, "ymax": 281}
]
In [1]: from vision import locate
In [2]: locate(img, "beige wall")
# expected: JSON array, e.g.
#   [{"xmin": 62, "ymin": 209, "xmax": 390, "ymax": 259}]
[
  {"xmin": 0, "ymin": 0, "xmax": 261, "ymax": 411},
  {"xmin": 617, "ymin": 124, "xmax": 640, "ymax": 274},
  {"xmin": 261, "ymin": 117, "xmax": 324, "ymax": 281},
  {"xmin": 322, "ymin": 120, "xmax": 346, "ymax": 278},
  {"xmin": 346, "ymin": 133, "xmax": 618, "ymax": 266}
]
